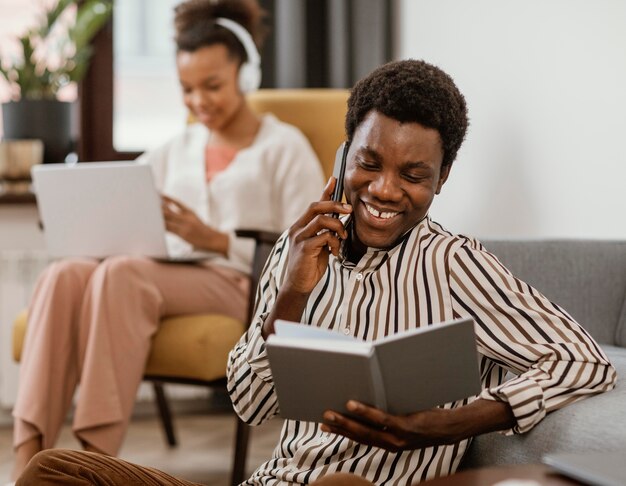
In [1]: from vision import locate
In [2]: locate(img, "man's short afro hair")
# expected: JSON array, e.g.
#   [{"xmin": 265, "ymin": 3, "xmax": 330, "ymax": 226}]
[{"xmin": 345, "ymin": 59, "xmax": 468, "ymax": 168}]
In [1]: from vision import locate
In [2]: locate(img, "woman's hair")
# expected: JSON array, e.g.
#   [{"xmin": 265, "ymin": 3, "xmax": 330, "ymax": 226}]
[
  {"xmin": 173, "ymin": 0, "xmax": 267, "ymax": 63},
  {"xmin": 345, "ymin": 59, "xmax": 469, "ymax": 168}
]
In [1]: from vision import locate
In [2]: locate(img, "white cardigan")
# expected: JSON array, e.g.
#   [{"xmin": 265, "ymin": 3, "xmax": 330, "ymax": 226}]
[{"xmin": 137, "ymin": 114, "xmax": 325, "ymax": 274}]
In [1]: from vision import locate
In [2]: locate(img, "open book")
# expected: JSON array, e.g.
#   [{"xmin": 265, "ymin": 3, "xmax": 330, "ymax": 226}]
[{"xmin": 266, "ymin": 317, "xmax": 481, "ymax": 423}]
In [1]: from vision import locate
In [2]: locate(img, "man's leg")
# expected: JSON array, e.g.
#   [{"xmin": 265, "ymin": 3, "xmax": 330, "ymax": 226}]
[
  {"xmin": 310, "ymin": 473, "xmax": 376, "ymax": 486},
  {"xmin": 17, "ymin": 450, "xmax": 204, "ymax": 486}
]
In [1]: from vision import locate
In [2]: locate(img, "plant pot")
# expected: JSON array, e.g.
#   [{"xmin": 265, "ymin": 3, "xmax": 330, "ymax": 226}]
[{"xmin": 2, "ymin": 99, "xmax": 75, "ymax": 164}]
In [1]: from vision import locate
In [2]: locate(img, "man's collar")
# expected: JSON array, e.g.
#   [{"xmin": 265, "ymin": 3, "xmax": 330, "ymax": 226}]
[{"xmin": 337, "ymin": 214, "xmax": 430, "ymax": 264}]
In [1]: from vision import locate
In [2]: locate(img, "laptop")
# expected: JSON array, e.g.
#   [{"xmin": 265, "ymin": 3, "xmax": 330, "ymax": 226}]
[
  {"xmin": 543, "ymin": 451, "xmax": 626, "ymax": 486},
  {"xmin": 31, "ymin": 161, "xmax": 216, "ymax": 261}
]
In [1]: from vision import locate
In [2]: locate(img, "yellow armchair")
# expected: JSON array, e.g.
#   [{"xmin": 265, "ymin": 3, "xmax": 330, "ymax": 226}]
[{"xmin": 247, "ymin": 89, "xmax": 349, "ymax": 178}]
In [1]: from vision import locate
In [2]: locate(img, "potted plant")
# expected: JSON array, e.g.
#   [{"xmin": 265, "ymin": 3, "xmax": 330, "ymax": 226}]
[{"xmin": 0, "ymin": 0, "xmax": 113, "ymax": 164}]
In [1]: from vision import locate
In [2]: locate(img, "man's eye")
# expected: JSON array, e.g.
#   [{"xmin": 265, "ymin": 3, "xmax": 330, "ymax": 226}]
[
  {"xmin": 403, "ymin": 173, "xmax": 426, "ymax": 183},
  {"xmin": 357, "ymin": 159, "xmax": 378, "ymax": 171}
]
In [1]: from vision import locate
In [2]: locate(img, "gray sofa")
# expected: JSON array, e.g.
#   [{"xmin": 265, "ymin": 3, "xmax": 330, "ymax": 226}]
[{"xmin": 461, "ymin": 240, "xmax": 626, "ymax": 469}]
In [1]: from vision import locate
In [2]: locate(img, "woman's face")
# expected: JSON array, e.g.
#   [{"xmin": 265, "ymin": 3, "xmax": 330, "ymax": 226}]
[{"xmin": 176, "ymin": 44, "xmax": 244, "ymax": 131}]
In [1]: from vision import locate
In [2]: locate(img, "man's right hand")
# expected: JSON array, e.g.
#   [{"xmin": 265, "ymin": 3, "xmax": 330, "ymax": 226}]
[
  {"xmin": 261, "ymin": 178, "xmax": 352, "ymax": 338},
  {"xmin": 283, "ymin": 178, "xmax": 352, "ymax": 294}
]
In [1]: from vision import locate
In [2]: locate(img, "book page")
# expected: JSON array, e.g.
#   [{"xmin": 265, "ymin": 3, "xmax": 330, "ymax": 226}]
[
  {"xmin": 275, "ymin": 320, "xmax": 356, "ymax": 342},
  {"xmin": 268, "ymin": 335, "xmax": 371, "ymax": 355},
  {"xmin": 373, "ymin": 317, "xmax": 481, "ymax": 415}
]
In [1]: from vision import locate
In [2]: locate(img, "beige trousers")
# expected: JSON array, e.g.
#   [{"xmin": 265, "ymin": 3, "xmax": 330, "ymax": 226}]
[{"xmin": 13, "ymin": 256, "xmax": 248, "ymax": 456}]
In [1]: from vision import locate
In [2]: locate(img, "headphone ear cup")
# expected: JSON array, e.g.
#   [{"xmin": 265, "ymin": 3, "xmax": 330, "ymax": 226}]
[{"xmin": 238, "ymin": 61, "xmax": 261, "ymax": 93}]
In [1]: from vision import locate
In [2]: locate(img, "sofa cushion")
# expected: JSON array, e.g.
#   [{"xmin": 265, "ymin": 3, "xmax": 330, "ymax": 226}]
[
  {"xmin": 481, "ymin": 240, "xmax": 626, "ymax": 346},
  {"xmin": 461, "ymin": 345, "xmax": 626, "ymax": 469}
]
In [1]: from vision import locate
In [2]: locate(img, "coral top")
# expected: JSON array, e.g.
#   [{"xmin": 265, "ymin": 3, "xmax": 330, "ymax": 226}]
[{"xmin": 205, "ymin": 145, "xmax": 238, "ymax": 182}]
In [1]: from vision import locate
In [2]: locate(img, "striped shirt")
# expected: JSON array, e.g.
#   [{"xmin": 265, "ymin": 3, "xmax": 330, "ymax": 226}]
[{"xmin": 227, "ymin": 217, "xmax": 616, "ymax": 485}]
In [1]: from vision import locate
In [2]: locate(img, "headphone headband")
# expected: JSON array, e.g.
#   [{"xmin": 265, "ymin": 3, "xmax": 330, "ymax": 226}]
[
  {"xmin": 214, "ymin": 17, "xmax": 261, "ymax": 67},
  {"xmin": 214, "ymin": 17, "xmax": 261, "ymax": 93}
]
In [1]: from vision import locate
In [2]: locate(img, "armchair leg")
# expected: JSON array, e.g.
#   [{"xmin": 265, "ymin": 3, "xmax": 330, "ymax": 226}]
[
  {"xmin": 231, "ymin": 417, "xmax": 251, "ymax": 486},
  {"xmin": 152, "ymin": 382, "xmax": 178, "ymax": 447}
]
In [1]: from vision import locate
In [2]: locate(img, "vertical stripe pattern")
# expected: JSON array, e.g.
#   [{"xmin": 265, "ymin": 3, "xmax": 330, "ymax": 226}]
[{"xmin": 227, "ymin": 217, "xmax": 616, "ymax": 485}]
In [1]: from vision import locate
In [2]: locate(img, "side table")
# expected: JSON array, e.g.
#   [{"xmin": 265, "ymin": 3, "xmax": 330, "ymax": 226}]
[{"xmin": 422, "ymin": 464, "xmax": 581, "ymax": 485}]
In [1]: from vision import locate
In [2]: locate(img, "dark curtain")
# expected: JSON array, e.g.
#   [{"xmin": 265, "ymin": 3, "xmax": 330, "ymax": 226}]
[{"xmin": 258, "ymin": 0, "xmax": 392, "ymax": 89}]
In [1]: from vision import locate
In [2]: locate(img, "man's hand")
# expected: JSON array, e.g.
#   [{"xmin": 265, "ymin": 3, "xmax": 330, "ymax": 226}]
[
  {"xmin": 320, "ymin": 399, "xmax": 515, "ymax": 451},
  {"xmin": 282, "ymin": 178, "xmax": 352, "ymax": 295},
  {"xmin": 261, "ymin": 178, "xmax": 352, "ymax": 338},
  {"xmin": 161, "ymin": 195, "xmax": 229, "ymax": 255}
]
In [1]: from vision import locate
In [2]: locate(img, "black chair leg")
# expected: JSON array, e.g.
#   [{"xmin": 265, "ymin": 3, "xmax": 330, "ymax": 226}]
[
  {"xmin": 152, "ymin": 382, "xmax": 177, "ymax": 447},
  {"xmin": 231, "ymin": 417, "xmax": 250, "ymax": 486}
]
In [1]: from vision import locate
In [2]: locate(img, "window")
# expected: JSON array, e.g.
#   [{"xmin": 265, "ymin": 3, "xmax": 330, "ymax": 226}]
[
  {"xmin": 113, "ymin": 0, "xmax": 186, "ymax": 152},
  {"xmin": 80, "ymin": 0, "xmax": 389, "ymax": 161},
  {"xmin": 80, "ymin": 0, "xmax": 189, "ymax": 161}
]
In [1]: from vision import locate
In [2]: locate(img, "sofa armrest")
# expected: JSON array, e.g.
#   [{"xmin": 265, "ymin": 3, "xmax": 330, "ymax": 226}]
[{"xmin": 461, "ymin": 345, "xmax": 625, "ymax": 469}]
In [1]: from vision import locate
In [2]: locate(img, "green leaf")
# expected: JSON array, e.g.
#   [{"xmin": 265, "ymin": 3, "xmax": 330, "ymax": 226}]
[
  {"xmin": 67, "ymin": 46, "xmax": 94, "ymax": 83},
  {"xmin": 15, "ymin": 37, "xmax": 36, "ymax": 95},
  {"xmin": 20, "ymin": 36, "xmax": 35, "ymax": 65},
  {"xmin": 70, "ymin": 0, "xmax": 113, "ymax": 53},
  {"xmin": 15, "ymin": 62, "xmax": 36, "ymax": 99}
]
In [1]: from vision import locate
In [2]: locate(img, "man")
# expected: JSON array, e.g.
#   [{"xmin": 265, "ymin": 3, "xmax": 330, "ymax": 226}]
[
  {"xmin": 18, "ymin": 60, "xmax": 615, "ymax": 485},
  {"xmin": 226, "ymin": 59, "xmax": 615, "ymax": 485}
]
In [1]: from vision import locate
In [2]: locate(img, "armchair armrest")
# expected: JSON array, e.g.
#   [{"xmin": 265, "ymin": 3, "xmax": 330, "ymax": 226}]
[
  {"xmin": 235, "ymin": 229, "xmax": 281, "ymax": 325},
  {"xmin": 235, "ymin": 229, "xmax": 281, "ymax": 246}
]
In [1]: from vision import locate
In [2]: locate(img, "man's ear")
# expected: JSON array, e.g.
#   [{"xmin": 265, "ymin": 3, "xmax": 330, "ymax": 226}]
[{"xmin": 435, "ymin": 163, "xmax": 451, "ymax": 195}]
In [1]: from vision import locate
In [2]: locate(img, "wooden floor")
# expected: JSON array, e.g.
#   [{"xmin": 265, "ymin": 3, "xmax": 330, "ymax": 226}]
[{"xmin": 0, "ymin": 410, "xmax": 284, "ymax": 485}]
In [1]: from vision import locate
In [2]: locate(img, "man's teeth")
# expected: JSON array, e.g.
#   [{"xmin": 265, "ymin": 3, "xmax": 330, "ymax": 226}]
[{"xmin": 365, "ymin": 204, "xmax": 398, "ymax": 219}]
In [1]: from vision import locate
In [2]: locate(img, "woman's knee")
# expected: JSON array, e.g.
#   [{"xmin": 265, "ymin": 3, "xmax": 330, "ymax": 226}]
[
  {"xmin": 87, "ymin": 256, "xmax": 161, "ymax": 324},
  {"xmin": 93, "ymin": 255, "xmax": 153, "ymax": 285},
  {"xmin": 40, "ymin": 259, "xmax": 97, "ymax": 292},
  {"xmin": 27, "ymin": 260, "xmax": 97, "ymax": 329}
]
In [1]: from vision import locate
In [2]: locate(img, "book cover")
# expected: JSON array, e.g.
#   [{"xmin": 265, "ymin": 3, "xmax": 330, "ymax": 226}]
[{"xmin": 266, "ymin": 317, "xmax": 481, "ymax": 423}]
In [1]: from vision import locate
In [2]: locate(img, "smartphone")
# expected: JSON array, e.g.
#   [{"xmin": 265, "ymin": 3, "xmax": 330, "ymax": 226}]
[{"xmin": 331, "ymin": 142, "xmax": 349, "ymax": 215}]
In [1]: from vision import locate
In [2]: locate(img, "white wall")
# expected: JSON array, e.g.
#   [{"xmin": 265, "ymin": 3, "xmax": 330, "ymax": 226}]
[
  {"xmin": 0, "ymin": 206, "xmax": 46, "ymax": 420},
  {"xmin": 395, "ymin": 0, "xmax": 626, "ymax": 239}
]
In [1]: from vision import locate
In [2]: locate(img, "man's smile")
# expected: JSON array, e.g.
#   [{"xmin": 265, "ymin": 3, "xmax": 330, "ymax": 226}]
[{"xmin": 364, "ymin": 202, "xmax": 400, "ymax": 220}]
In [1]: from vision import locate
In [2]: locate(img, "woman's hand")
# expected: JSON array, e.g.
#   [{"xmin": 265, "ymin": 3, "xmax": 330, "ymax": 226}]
[
  {"xmin": 261, "ymin": 178, "xmax": 352, "ymax": 338},
  {"xmin": 320, "ymin": 399, "xmax": 515, "ymax": 451},
  {"xmin": 161, "ymin": 195, "xmax": 229, "ymax": 255}
]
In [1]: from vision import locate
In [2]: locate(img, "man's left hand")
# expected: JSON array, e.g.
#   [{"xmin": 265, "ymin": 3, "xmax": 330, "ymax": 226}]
[
  {"xmin": 320, "ymin": 401, "xmax": 456, "ymax": 451},
  {"xmin": 320, "ymin": 398, "xmax": 515, "ymax": 451}
]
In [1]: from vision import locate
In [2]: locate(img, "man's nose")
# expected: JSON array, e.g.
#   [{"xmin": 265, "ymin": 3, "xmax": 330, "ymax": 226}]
[{"xmin": 369, "ymin": 173, "xmax": 402, "ymax": 201}]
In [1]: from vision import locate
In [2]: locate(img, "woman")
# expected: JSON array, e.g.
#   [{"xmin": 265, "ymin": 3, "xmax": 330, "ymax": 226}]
[{"xmin": 10, "ymin": 0, "xmax": 324, "ymax": 480}]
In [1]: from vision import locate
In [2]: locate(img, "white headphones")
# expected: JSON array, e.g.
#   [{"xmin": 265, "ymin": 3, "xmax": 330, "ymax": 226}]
[{"xmin": 214, "ymin": 17, "xmax": 261, "ymax": 93}]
